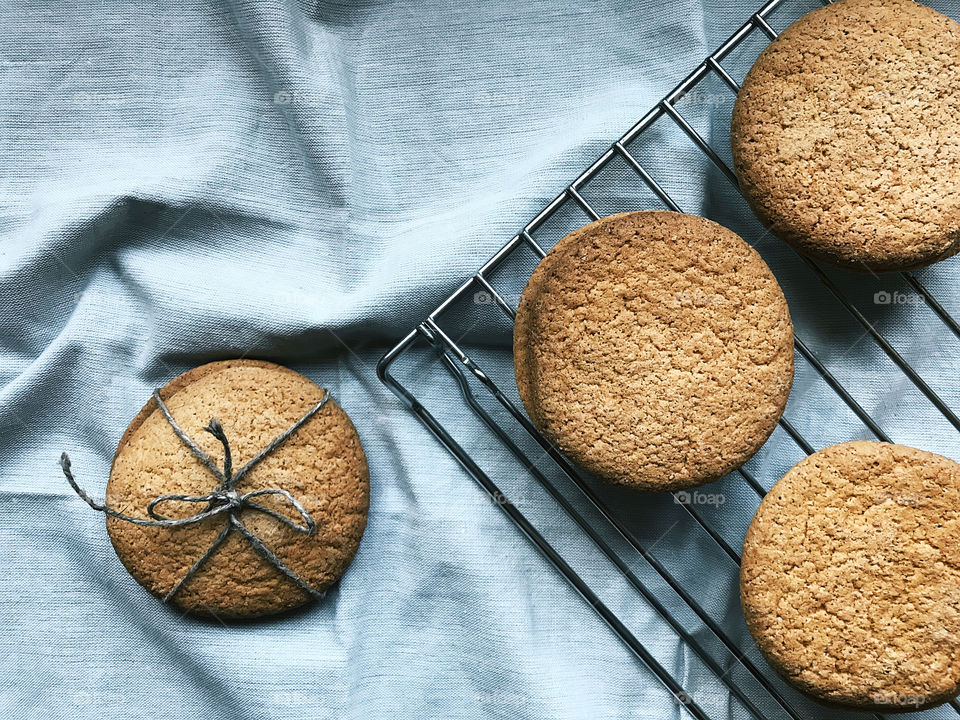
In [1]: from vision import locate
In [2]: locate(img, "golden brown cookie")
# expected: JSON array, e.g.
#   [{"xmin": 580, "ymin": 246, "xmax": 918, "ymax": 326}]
[
  {"xmin": 105, "ymin": 359, "xmax": 369, "ymax": 619},
  {"xmin": 741, "ymin": 441, "xmax": 960, "ymax": 711},
  {"xmin": 513, "ymin": 211, "xmax": 794, "ymax": 491},
  {"xmin": 731, "ymin": 0, "xmax": 960, "ymax": 272}
]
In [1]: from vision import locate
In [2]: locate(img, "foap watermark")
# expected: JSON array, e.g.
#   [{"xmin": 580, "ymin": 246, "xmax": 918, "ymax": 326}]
[
  {"xmin": 870, "ymin": 490, "xmax": 927, "ymax": 507},
  {"xmin": 674, "ymin": 87, "xmax": 731, "ymax": 109},
  {"xmin": 73, "ymin": 90, "xmax": 126, "ymax": 106},
  {"xmin": 273, "ymin": 289, "xmax": 325, "ymax": 309},
  {"xmin": 873, "ymin": 290, "xmax": 923, "ymax": 306},
  {"xmin": 270, "ymin": 691, "xmax": 314, "ymax": 707},
  {"xmin": 273, "ymin": 90, "xmax": 324, "ymax": 106},
  {"xmin": 869, "ymin": 691, "xmax": 928, "ymax": 709},
  {"xmin": 474, "ymin": 691, "xmax": 526, "ymax": 708},
  {"xmin": 473, "ymin": 289, "xmax": 520, "ymax": 307},
  {"xmin": 72, "ymin": 690, "xmax": 93, "ymax": 706},
  {"xmin": 932, "ymin": 627, "xmax": 958, "ymax": 643},
  {"xmin": 674, "ymin": 490, "xmax": 725, "ymax": 507},
  {"xmin": 473, "ymin": 89, "xmax": 525, "ymax": 106},
  {"xmin": 671, "ymin": 290, "xmax": 726, "ymax": 308}
]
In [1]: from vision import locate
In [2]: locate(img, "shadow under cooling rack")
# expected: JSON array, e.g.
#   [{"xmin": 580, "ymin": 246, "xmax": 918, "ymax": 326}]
[{"xmin": 377, "ymin": 1, "xmax": 960, "ymax": 718}]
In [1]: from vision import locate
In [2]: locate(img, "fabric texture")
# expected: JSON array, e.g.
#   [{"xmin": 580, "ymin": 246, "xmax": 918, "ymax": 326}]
[{"xmin": 2, "ymin": 1, "xmax": 959, "ymax": 718}]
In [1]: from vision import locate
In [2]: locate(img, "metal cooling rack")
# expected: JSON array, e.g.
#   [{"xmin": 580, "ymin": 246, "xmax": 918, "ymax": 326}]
[{"xmin": 377, "ymin": 1, "xmax": 960, "ymax": 718}]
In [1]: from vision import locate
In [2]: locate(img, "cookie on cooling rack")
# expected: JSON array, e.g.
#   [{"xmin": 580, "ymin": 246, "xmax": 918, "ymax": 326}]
[
  {"xmin": 731, "ymin": 0, "xmax": 960, "ymax": 272},
  {"xmin": 741, "ymin": 441, "xmax": 960, "ymax": 711},
  {"xmin": 513, "ymin": 211, "xmax": 794, "ymax": 492},
  {"xmin": 106, "ymin": 359, "xmax": 369, "ymax": 619}
]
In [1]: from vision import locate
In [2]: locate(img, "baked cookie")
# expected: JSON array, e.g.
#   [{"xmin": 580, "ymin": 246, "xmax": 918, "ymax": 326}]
[
  {"xmin": 104, "ymin": 359, "xmax": 369, "ymax": 619},
  {"xmin": 731, "ymin": 0, "xmax": 960, "ymax": 271},
  {"xmin": 741, "ymin": 441, "xmax": 960, "ymax": 711},
  {"xmin": 513, "ymin": 211, "xmax": 794, "ymax": 491}
]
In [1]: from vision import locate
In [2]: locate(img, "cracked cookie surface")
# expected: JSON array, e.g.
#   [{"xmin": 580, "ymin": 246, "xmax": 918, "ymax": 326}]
[
  {"xmin": 741, "ymin": 441, "xmax": 960, "ymax": 710},
  {"xmin": 513, "ymin": 211, "xmax": 793, "ymax": 491},
  {"xmin": 731, "ymin": 0, "xmax": 960, "ymax": 271}
]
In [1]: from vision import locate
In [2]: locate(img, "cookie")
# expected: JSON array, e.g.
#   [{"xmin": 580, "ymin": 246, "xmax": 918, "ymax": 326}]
[
  {"xmin": 105, "ymin": 359, "xmax": 369, "ymax": 619},
  {"xmin": 513, "ymin": 211, "xmax": 794, "ymax": 491},
  {"xmin": 741, "ymin": 441, "xmax": 960, "ymax": 711},
  {"xmin": 731, "ymin": 0, "xmax": 960, "ymax": 272}
]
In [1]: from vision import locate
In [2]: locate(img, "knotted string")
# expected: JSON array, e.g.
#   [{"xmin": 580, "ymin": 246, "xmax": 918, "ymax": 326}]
[{"xmin": 60, "ymin": 389, "xmax": 331, "ymax": 603}]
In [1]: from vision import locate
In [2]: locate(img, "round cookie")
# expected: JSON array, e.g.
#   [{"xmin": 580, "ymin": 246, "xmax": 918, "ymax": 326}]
[
  {"xmin": 106, "ymin": 359, "xmax": 369, "ymax": 619},
  {"xmin": 731, "ymin": 0, "xmax": 960, "ymax": 272},
  {"xmin": 513, "ymin": 211, "xmax": 794, "ymax": 491},
  {"xmin": 741, "ymin": 441, "xmax": 960, "ymax": 711}
]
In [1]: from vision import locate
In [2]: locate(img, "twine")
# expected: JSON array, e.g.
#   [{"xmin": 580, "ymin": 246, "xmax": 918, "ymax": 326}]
[{"xmin": 60, "ymin": 389, "xmax": 331, "ymax": 603}]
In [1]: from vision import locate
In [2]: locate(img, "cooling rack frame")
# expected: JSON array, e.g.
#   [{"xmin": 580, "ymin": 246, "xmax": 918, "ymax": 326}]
[{"xmin": 376, "ymin": 1, "xmax": 960, "ymax": 717}]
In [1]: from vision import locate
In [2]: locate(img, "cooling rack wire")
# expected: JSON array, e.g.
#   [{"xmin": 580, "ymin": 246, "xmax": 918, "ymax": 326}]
[{"xmin": 377, "ymin": 1, "xmax": 960, "ymax": 717}]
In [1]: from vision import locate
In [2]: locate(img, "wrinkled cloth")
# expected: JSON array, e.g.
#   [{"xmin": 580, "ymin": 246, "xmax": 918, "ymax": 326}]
[{"xmin": 2, "ymin": 1, "xmax": 960, "ymax": 719}]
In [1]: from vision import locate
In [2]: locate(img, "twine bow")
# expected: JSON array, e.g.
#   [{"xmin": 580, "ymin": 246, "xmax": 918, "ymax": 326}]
[{"xmin": 60, "ymin": 389, "xmax": 331, "ymax": 603}]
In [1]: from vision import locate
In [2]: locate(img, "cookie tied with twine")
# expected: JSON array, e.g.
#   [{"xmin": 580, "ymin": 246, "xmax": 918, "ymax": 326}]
[{"xmin": 61, "ymin": 360, "xmax": 369, "ymax": 619}]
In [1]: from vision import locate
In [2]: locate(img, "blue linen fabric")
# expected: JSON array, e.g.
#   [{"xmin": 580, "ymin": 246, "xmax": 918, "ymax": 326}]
[{"xmin": 2, "ymin": 1, "xmax": 960, "ymax": 719}]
